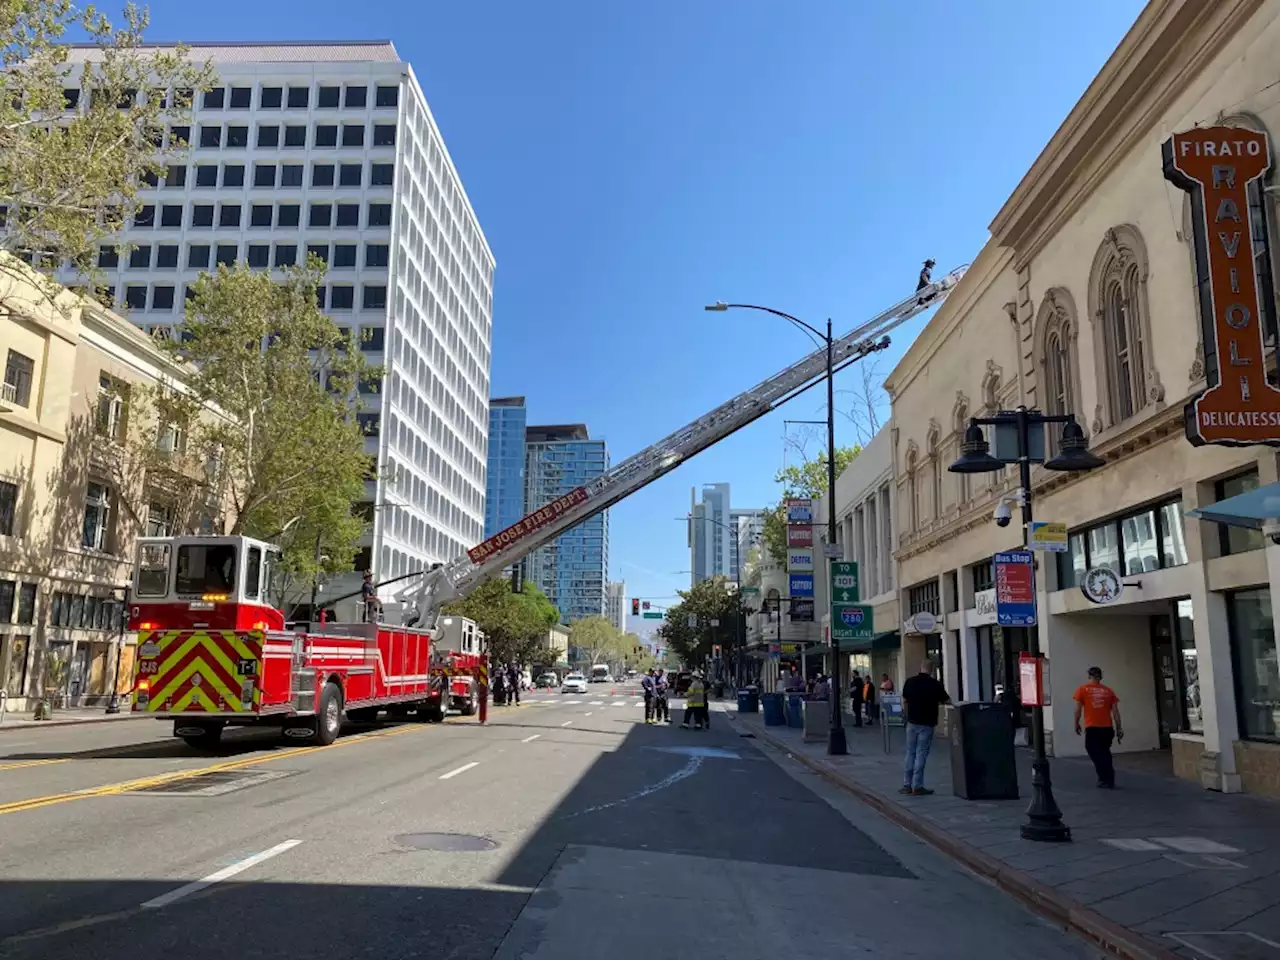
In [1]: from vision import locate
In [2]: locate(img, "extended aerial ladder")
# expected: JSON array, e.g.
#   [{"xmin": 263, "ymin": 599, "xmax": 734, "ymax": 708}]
[{"xmin": 398, "ymin": 266, "xmax": 968, "ymax": 626}]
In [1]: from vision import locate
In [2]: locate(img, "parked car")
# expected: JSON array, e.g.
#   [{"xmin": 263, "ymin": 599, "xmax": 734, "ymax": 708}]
[
  {"xmin": 562, "ymin": 673, "xmax": 588, "ymax": 694},
  {"xmin": 536, "ymin": 672, "xmax": 558, "ymax": 689}
]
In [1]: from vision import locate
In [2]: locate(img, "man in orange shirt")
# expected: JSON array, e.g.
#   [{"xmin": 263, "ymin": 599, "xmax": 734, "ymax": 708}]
[{"xmin": 1074, "ymin": 666, "xmax": 1123, "ymax": 788}]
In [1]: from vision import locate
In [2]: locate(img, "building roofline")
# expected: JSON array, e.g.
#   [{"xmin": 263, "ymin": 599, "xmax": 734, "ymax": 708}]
[{"xmin": 65, "ymin": 40, "xmax": 396, "ymax": 49}]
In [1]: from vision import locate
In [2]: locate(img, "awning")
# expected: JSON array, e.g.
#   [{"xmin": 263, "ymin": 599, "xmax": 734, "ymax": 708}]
[
  {"xmin": 827, "ymin": 630, "xmax": 900, "ymax": 654},
  {"xmin": 1187, "ymin": 482, "xmax": 1280, "ymax": 530}
]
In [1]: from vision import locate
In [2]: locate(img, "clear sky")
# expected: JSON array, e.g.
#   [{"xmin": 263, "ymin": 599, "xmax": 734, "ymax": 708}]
[{"xmin": 147, "ymin": 0, "xmax": 1147, "ymax": 628}]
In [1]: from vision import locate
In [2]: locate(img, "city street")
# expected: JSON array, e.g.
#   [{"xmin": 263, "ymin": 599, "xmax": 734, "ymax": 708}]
[{"xmin": 0, "ymin": 690, "xmax": 1095, "ymax": 960}]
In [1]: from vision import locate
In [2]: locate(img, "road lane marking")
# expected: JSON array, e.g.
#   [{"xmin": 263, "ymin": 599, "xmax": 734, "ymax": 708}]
[
  {"xmin": 0, "ymin": 757, "xmax": 70, "ymax": 772},
  {"xmin": 564, "ymin": 700, "xmax": 582, "ymax": 705},
  {"xmin": 584, "ymin": 712, "xmax": 593, "ymax": 717},
  {"xmin": 612, "ymin": 701, "xmax": 626, "ymax": 706},
  {"xmin": 521, "ymin": 734, "xmax": 541, "ymax": 743},
  {"xmin": 142, "ymin": 839, "xmax": 302, "ymax": 909},
  {"xmin": 561, "ymin": 720, "xmax": 573, "ymax": 727},
  {"xmin": 439, "ymin": 761, "xmax": 479, "ymax": 780},
  {"xmin": 0, "ymin": 722, "xmax": 422, "ymax": 818},
  {"xmin": 589, "ymin": 701, "xmax": 603, "ymax": 706}
]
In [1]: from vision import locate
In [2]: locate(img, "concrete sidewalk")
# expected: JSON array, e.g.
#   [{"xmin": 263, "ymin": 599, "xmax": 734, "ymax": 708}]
[
  {"xmin": 727, "ymin": 707, "xmax": 1280, "ymax": 960},
  {"xmin": 0, "ymin": 706, "xmax": 146, "ymax": 731}
]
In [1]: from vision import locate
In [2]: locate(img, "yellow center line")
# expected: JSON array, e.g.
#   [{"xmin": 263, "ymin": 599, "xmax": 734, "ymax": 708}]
[
  {"xmin": 0, "ymin": 722, "xmax": 424, "ymax": 818},
  {"xmin": 0, "ymin": 758, "xmax": 70, "ymax": 773}
]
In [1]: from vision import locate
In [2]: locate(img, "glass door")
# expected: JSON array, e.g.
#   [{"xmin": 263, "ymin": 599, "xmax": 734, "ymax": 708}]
[{"xmin": 1149, "ymin": 615, "xmax": 1178, "ymax": 749}]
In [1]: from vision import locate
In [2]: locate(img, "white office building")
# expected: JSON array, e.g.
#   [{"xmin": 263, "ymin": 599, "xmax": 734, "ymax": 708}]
[
  {"xmin": 60, "ymin": 42, "xmax": 494, "ymax": 596},
  {"xmin": 605, "ymin": 580, "xmax": 627, "ymax": 634},
  {"xmin": 730, "ymin": 508, "xmax": 766, "ymax": 584}
]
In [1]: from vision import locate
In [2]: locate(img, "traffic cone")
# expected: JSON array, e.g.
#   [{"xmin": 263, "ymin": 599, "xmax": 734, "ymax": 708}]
[{"xmin": 610, "ymin": 689, "xmax": 615, "ymax": 696}]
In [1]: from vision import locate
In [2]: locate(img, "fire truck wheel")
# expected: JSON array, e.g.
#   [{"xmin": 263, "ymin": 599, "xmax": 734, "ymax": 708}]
[
  {"xmin": 460, "ymin": 690, "xmax": 477, "ymax": 716},
  {"xmin": 313, "ymin": 682, "xmax": 343, "ymax": 746},
  {"xmin": 421, "ymin": 701, "xmax": 444, "ymax": 723},
  {"xmin": 178, "ymin": 721, "xmax": 223, "ymax": 750}
]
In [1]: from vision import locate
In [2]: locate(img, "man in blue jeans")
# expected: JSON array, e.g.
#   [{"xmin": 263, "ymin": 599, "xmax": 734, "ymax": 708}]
[{"xmin": 900, "ymin": 659, "xmax": 950, "ymax": 796}]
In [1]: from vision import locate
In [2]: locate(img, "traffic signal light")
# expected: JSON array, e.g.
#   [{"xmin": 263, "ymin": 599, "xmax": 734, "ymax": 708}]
[{"xmin": 631, "ymin": 599, "xmax": 640, "ymax": 615}]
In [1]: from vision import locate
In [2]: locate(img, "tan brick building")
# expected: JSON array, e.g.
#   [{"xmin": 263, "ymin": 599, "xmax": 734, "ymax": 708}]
[{"xmin": 885, "ymin": 0, "xmax": 1280, "ymax": 794}]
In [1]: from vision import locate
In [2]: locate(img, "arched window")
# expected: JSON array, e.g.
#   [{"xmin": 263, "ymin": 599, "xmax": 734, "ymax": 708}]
[
  {"xmin": 1035, "ymin": 289, "xmax": 1080, "ymax": 453},
  {"xmin": 1089, "ymin": 225, "xmax": 1161, "ymax": 428},
  {"xmin": 927, "ymin": 427, "xmax": 942, "ymax": 521},
  {"xmin": 953, "ymin": 399, "xmax": 970, "ymax": 505},
  {"xmin": 905, "ymin": 448, "xmax": 919, "ymax": 532}
]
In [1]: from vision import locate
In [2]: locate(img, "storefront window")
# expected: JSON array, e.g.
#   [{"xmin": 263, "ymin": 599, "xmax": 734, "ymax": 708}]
[
  {"xmin": 1122, "ymin": 510, "xmax": 1159, "ymax": 575},
  {"xmin": 1089, "ymin": 524, "xmax": 1120, "ymax": 573},
  {"xmin": 1160, "ymin": 502, "xmax": 1189, "ymax": 566},
  {"xmin": 1217, "ymin": 471, "xmax": 1265, "ymax": 556},
  {"xmin": 1057, "ymin": 534, "xmax": 1087, "ymax": 589},
  {"xmin": 1176, "ymin": 599, "xmax": 1202, "ymax": 734},
  {"xmin": 1230, "ymin": 588, "xmax": 1280, "ymax": 742}
]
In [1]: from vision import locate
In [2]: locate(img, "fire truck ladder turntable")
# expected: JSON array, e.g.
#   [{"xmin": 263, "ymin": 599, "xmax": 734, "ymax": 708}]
[{"xmin": 399, "ymin": 267, "xmax": 968, "ymax": 625}]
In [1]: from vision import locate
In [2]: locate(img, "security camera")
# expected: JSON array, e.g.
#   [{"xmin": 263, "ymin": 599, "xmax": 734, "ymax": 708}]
[
  {"xmin": 993, "ymin": 500, "xmax": 1013, "ymax": 528},
  {"xmin": 1263, "ymin": 518, "xmax": 1280, "ymax": 545}
]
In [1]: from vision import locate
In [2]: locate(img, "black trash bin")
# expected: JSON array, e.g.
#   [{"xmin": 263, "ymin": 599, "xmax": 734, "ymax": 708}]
[{"xmin": 949, "ymin": 701, "xmax": 1019, "ymax": 800}]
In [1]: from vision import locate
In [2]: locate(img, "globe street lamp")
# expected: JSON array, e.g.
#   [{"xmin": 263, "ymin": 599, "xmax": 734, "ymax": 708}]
[{"xmin": 949, "ymin": 406, "xmax": 1103, "ymax": 842}]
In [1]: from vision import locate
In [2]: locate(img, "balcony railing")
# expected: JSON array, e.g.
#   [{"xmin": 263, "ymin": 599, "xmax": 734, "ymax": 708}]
[{"xmin": 0, "ymin": 380, "xmax": 16, "ymax": 410}]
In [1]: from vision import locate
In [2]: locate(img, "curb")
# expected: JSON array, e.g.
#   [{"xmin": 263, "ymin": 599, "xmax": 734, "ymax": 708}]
[
  {"xmin": 737, "ymin": 717, "xmax": 1182, "ymax": 960},
  {"xmin": 0, "ymin": 713, "xmax": 150, "ymax": 734}
]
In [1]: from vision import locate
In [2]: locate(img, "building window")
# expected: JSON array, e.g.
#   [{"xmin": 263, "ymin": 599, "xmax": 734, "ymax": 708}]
[
  {"xmin": 0, "ymin": 480, "xmax": 16, "ymax": 535},
  {"xmin": 370, "ymin": 162, "xmax": 393, "ymax": 186},
  {"xmin": 16, "ymin": 582, "xmax": 34, "ymax": 624},
  {"xmin": 335, "ymin": 203, "xmax": 359, "ymax": 228},
  {"xmin": 124, "ymin": 285, "xmax": 147, "ymax": 309},
  {"xmin": 4, "ymin": 350, "xmax": 34, "ymax": 407},
  {"xmin": 332, "ymin": 244, "xmax": 356, "ymax": 268},
  {"xmin": 0, "ymin": 580, "xmax": 13, "ymax": 623},
  {"xmin": 905, "ymin": 449, "xmax": 919, "ymax": 532},
  {"xmin": 156, "ymin": 244, "xmax": 178, "ymax": 268},
  {"xmin": 330, "ymin": 285, "xmax": 354, "ymax": 310},
  {"xmin": 96, "ymin": 375, "xmax": 127, "ymax": 440},
  {"xmin": 309, "ymin": 203, "xmax": 332, "ymax": 228},
  {"xmin": 312, "ymin": 163, "xmax": 334, "ymax": 188},
  {"xmin": 195, "ymin": 165, "xmax": 217, "ymax": 188},
  {"xmin": 907, "ymin": 580, "xmax": 940, "ymax": 616},
  {"xmin": 344, "ymin": 85, "xmax": 367, "ymax": 108},
  {"xmin": 82, "ymin": 480, "xmax": 112, "ymax": 551},
  {"xmin": 359, "ymin": 325, "xmax": 384, "ymax": 351},
  {"xmin": 187, "ymin": 244, "xmax": 210, "ymax": 269},
  {"xmin": 97, "ymin": 245, "xmax": 118, "ymax": 268},
  {"xmin": 152, "ymin": 285, "xmax": 175, "ymax": 310},
  {"xmin": 342, "ymin": 124, "xmax": 365, "ymax": 148},
  {"xmin": 191, "ymin": 203, "xmax": 214, "ymax": 227},
  {"xmin": 278, "ymin": 204, "xmax": 300, "ymax": 227},
  {"xmin": 365, "ymin": 243, "xmax": 389, "ymax": 268},
  {"xmin": 953, "ymin": 403, "xmax": 969, "ymax": 505},
  {"xmin": 229, "ymin": 86, "xmax": 251, "ymax": 109},
  {"xmin": 259, "ymin": 86, "xmax": 282, "ymax": 109},
  {"xmin": 375, "ymin": 85, "xmax": 399, "ymax": 108},
  {"xmin": 133, "ymin": 204, "xmax": 155, "ymax": 228},
  {"xmin": 274, "ymin": 243, "xmax": 297, "ymax": 267},
  {"xmin": 215, "ymin": 244, "xmax": 237, "ymax": 267},
  {"xmin": 1089, "ymin": 225, "xmax": 1158, "ymax": 427},
  {"xmin": 1229, "ymin": 589, "xmax": 1279, "ymax": 743},
  {"xmin": 128, "ymin": 244, "xmax": 151, "ymax": 269},
  {"xmin": 203, "ymin": 87, "xmax": 225, "ymax": 109},
  {"xmin": 1217, "ymin": 470, "xmax": 1266, "ymax": 556},
  {"xmin": 199, "ymin": 125, "xmax": 221, "ymax": 148},
  {"xmin": 339, "ymin": 163, "xmax": 362, "ymax": 187},
  {"xmin": 225, "ymin": 125, "xmax": 248, "ymax": 148},
  {"xmin": 222, "ymin": 164, "xmax": 245, "ymax": 188},
  {"xmin": 363, "ymin": 285, "xmax": 387, "ymax": 310},
  {"xmin": 160, "ymin": 204, "xmax": 183, "ymax": 228},
  {"xmin": 1055, "ymin": 500, "xmax": 1187, "ymax": 588},
  {"xmin": 372, "ymin": 124, "xmax": 396, "ymax": 147},
  {"xmin": 367, "ymin": 203, "xmax": 391, "ymax": 227},
  {"xmin": 284, "ymin": 125, "xmax": 307, "ymax": 148},
  {"xmin": 145, "ymin": 500, "xmax": 172, "ymax": 537},
  {"xmin": 287, "ymin": 86, "xmax": 309, "ymax": 109},
  {"xmin": 246, "ymin": 244, "xmax": 270, "ymax": 269},
  {"xmin": 280, "ymin": 164, "xmax": 304, "ymax": 188},
  {"xmin": 307, "ymin": 243, "xmax": 329, "ymax": 265},
  {"xmin": 253, "ymin": 163, "xmax": 276, "ymax": 188},
  {"xmin": 219, "ymin": 204, "xmax": 241, "ymax": 228},
  {"xmin": 169, "ymin": 124, "xmax": 190, "ymax": 147},
  {"xmin": 250, "ymin": 203, "xmax": 273, "ymax": 228},
  {"xmin": 928, "ymin": 430, "xmax": 942, "ymax": 521},
  {"xmin": 317, "ymin": 86, "xmax": 339, "ymax": 109},
  {"xmin": 257, "ymin": 125, "xmax": 279, "ymax": 148},
  {"xmin": 315, "ymin": 124, "xmax": 337, "ymax": 148}
]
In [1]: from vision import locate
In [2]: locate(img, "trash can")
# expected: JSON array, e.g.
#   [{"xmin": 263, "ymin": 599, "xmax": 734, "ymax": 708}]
[
  {"xmin": 949, "ymin": 702, "xmax": 1019, "ymax": 800},
  {"xmin": 802, "ymin": 698, "xmax": 829, "ymax": 742},
  {"xmin": 786, "ymin": 693, "xmax": 805, "ymax": 729},
  {"xmin": 762, "ymin": 692, "xmax": 786, "ymax": 726},
  {"xmin": 736, "ymin": 688, "xmax": 759, "ymax": 713}
]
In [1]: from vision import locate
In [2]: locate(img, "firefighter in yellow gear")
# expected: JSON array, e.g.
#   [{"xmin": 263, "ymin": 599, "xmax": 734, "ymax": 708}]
[{"xmin": 681, "ymin": 674, "xmax": 708, "ymax": 730}]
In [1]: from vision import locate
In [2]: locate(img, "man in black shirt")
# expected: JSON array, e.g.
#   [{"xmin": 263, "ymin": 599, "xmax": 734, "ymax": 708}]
[{"xmin": 900, "ymin": 660, "xmax": 951, "ymax": 796}]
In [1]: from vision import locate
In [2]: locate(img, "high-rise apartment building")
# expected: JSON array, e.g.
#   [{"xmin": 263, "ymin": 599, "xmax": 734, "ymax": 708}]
[
  {"xmin": 525, "ymin": 424, "xmax": 609, "ymax": 623},
  {"xmin": 60, "ymin": 42, "xmax": 494, "ymax": 593},
  {"xmin": 730, "ymin": 508, "xmax": 766, "ymax": 582},
  {"xmin": 689, "ymin": 483, "xmax": 730, "ymax": 586},
  {"xmin": 484, "ymin": 397, "xmax": 527, "ymax": 538},
  {"xmin": 604, "ymin": 581, "xmax": 627, "ymax": 634}
]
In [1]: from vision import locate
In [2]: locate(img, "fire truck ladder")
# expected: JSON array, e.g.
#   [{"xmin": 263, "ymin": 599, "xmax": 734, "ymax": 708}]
[{"xmin": 399, "ymin": 266, "xmax": 968, "ymax": 624}]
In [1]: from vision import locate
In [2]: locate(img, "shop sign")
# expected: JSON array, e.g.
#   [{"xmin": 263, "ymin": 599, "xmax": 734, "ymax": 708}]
[
  {"xmin": 905, "ymin": 610, "xmax": 938, "ymax": 635},
  {"xmin": 786, "ymin": 525, "xmax": 813, "ymax": 548},
  {"xmin": 789, "ymin": 574, "xmax": 814, "ymax": 597},
  {"xmin": 1027, "ymin": 521, "xmax": 1068, "ymax": 553},
  {"xmin": 790, "ymin": 598, "xmax": 815, "ymax": 622},
  {"xmin": 786, "ymin": 548, "xmax": 814, "ymax": 571},
  {"xmin": 1163, "ymin": 125, "xmax": 1280, "ymax": 447},
  {"xmin": 994, "ymin": 550, "xmax": 1036, "ymax": 627},
  {"xmin": 1080, "ymin": 566, "xmax": 1124, "ymax": 605},
  {"xmin": 973, "ymin": 588, "xmax": 998, "ymax": 626},
  {"xmin": 786, "ymin": 499, "xmax": 814, "ymax": 524}
]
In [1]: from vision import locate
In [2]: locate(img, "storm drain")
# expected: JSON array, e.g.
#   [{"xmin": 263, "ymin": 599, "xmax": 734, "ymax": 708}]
[
  {"xmin": 129, "ymin": 769, "xmax": 296, "ymax": 797},
  {"xmin": 393, "ymin": 832, "xmax": 499, "ymax": 852}
]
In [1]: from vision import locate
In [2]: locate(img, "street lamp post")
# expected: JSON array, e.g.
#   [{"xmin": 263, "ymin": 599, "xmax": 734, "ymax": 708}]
[
  {"xmin": 948, "ymin": 406, "xmax": 1104, "ymax": 842},
  {"xmin": 705, "ymin": 302, "xmax": 889, "ymax": 756},
  {"xmin": 105, "ymin": 585, "xmax": 131, "ymax": 715}
]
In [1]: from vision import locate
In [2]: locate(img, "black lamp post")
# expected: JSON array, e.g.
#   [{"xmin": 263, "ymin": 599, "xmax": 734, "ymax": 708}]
[
  {"xmin": 105, "ymin": 585, "xmax": 131, "ymax": 715},
  {"xmin": 706, "ymin": 302, "xmax": 892, "ymax": 757},
  {"xmin": 948, "ymin": 406, "xmax": 1103, "ymax": 842}
]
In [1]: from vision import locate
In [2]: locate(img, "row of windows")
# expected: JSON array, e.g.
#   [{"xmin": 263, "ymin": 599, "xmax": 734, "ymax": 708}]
[
  {"xmin": 102, "ymin": 241, "xmax": 390, "ymax": 271},
  {"xmin": 1056, "ymin": 499, "xmax": 1188, "ymax": 588},
  {"xmin": 175, "ymin": 122, "xmax": 397, "ymax": 151},
  {"xmin": 108, "ymin": 279, "xmax": 390, "ymax": 315},
  {"xmin": 148, "ymin": 160, "xmax": 394, "ymax": 190},
  {"xmin": 124, "ymin": 200, "xmax": 393, "ymax": 231},
  {"xmin": 61, "ymin": 82, "xmax": 399, "ymax": 113}
]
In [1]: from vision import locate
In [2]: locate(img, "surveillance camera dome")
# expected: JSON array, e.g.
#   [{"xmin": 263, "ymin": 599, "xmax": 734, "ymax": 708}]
[{"xmin": 993, "ymin": 500, "xmax": 1013, "ymax": 528}]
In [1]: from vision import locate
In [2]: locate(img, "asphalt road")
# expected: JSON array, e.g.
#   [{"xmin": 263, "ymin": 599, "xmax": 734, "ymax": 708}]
[{"xmin": 0, "ymin": 687, "xmax": 1098, "ymax": 959}]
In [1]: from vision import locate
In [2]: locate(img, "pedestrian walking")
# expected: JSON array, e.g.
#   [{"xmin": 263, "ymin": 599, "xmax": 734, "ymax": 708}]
[
  {"xmin": 507, "ymin": 664, "xmax": 521, "ymax": 705},
  {"xmin": 900, "ymin": 659, "xmax": 951, "ymax": 796},
  {"xmin": 1074, "ymin": 666, "xmax": 1123, "ymax": 788},
  {"xmin": 641, "ymin": 668, "xmax": 656, "ymax": 724},
  {"xmin": 863, "ymin": 674, "xmax": 877, "ymax": 725},
  {"xmin": 849, "ymin": 671, "xmax": 864, "ymax": 727}
]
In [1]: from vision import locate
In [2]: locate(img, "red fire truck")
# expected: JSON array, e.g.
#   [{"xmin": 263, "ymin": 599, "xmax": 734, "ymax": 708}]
[{"xmin": 129, "ymin": 534, "xmax": 453, "ymax": 747}]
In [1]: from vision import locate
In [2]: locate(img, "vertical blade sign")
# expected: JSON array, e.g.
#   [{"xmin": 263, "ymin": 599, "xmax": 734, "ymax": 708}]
[{"xmin": 1163, "ymin": 126, "xmax": 1280, "ymax": 446}]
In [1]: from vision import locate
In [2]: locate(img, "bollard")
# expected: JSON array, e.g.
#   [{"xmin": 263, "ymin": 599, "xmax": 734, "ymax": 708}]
[{"xmin": 478, "ymin": 654, "xmax": 489, "ymax": 725}]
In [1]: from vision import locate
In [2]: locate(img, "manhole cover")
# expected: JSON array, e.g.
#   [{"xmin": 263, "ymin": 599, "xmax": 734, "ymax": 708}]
[
  {"xmin": 393, "ymin": 833, "xmax": 498, "ymax": 852},
  {"xmin": 130, "ymin": 770, "xmax": 295, "ymax": 797}
]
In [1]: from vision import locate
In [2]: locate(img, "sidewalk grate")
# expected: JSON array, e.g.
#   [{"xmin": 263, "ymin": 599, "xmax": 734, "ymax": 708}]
[
  {"xmin": 129, "ymin": 769, "xmax": 296, "ymax": 797},
  {"xmin": 1168, "ymin": 931, "xmax": 1280, "ymax": 959}
]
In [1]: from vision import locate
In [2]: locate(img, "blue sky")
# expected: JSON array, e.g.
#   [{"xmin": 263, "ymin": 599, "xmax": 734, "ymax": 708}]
[{"xmin": 147, "ymin": 0, "xmax": 1146, "ymax": 629}]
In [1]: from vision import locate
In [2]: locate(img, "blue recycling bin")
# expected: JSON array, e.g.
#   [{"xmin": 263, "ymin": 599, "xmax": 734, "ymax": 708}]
[
  {"xmin": 736, "ymin": 688, "xmax": 759, "ymax": 713},
  {"xmin": 786, "ymin": 693, "xmax": 805, "ymax": 728},
  {"xmin": 761, "ymin": 692, "xmax": 786, "ymax": 726}
]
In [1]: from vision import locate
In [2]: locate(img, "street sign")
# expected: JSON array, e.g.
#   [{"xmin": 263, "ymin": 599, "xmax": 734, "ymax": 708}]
[
  {"xmin": 786, "ymin": 525, "xmax": 813, "ymax": 548},
  {"xmin": 995, "ymin": 550, "xmax": 1037, "ymax": 627},
  {"xmin": 787, "ymin": 548, "xmax": 814, "ymax": 571},
  {"xmin": 1027, "ymin": 521, "xmax": 1068, "ymax": 553},
  {"xmin": 786, "ymin": 499, "xmax": 813, "ymax": 524},
  {"xmin": 829, "ymin": 561, "xmax": 859, "ymax": 603},
  {"xmin": 789, "ymin": 574, "xmax": 814, "ymax": 597},
  {"xmin": 710, "ymin": 618, "xmax": 720, "ymax": 627},
  {"xmin": 790, "ymin": 598, "xmax": 814, "ymax": 622},
  {"xmin": 823, "ymin": 543, "xmax": 843, "ymax": 559},
  {"xmin": 831, "ymin": 602, "xmax": 874, "ymax": 641},
  {"xmin": 642, "ymin": 611, "xmax": 663, "ymax": 619}
]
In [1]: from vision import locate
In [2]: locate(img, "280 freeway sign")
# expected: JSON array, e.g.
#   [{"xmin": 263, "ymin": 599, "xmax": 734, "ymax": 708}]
[{"xmin": 830, "ymin": 602, "xmax": 873, "ymax": 641}]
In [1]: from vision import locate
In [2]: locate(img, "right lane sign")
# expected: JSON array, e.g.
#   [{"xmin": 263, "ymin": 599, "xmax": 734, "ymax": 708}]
[{"xmin": 831, "ymin": 602, "xmax": 874, "ymax": 641}]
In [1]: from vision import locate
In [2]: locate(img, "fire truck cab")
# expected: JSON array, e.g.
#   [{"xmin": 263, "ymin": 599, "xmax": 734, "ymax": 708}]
[{"xmin": 130, "ymin": 535, "xmax": 441, "ymax": 750}]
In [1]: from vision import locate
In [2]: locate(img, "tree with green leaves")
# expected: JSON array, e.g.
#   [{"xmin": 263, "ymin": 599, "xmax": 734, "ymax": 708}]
[
  {"xmin": 569, "ymin": 616, "xmax": 625, "ymax": 668},
  {"xmin": 441, "ymin": 577, "xmax": 559, "ymax": 667},
  {"xmin": 0, "ymin": 3, "xmax": 212, "ymax": 297},
  {"xmin": 657, "ymin": 576, "xmax": 747, "ymax": 667},
  {"xmin": 761, "ymin": 446, "xmax": 860, "ymax": 561}
]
